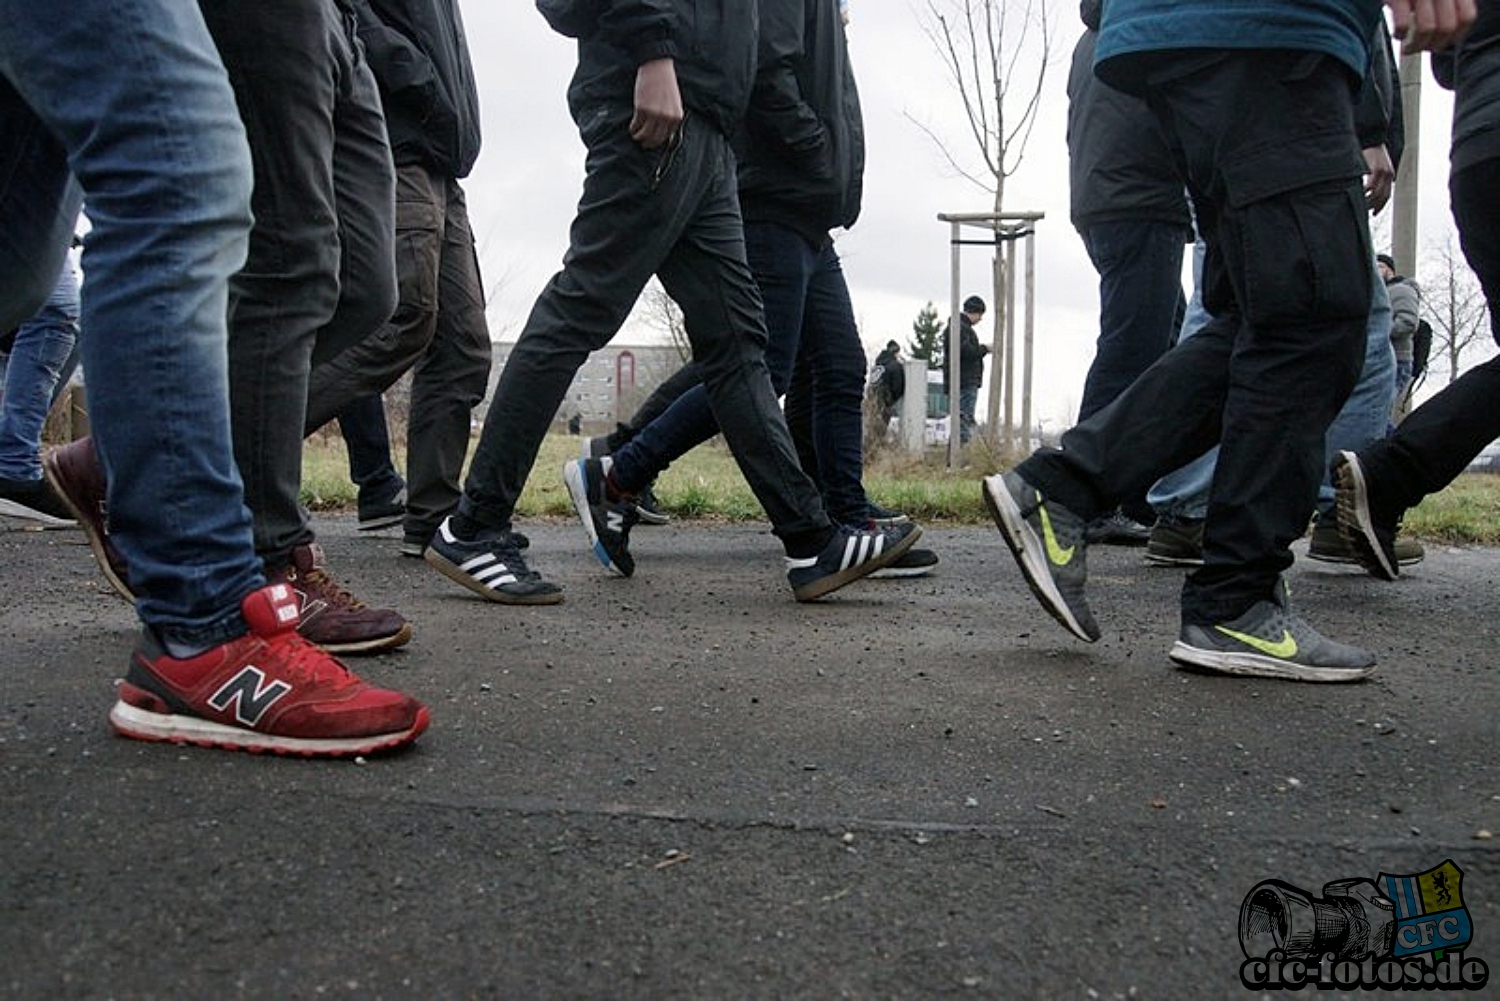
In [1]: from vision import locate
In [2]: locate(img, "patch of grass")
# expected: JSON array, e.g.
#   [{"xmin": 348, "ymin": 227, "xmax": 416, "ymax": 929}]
[
  {"xmin": 302, "ymin": 432, "xmax": 1500, "ymax": 544},
  {"xmin": 1403, "ymin": 473, "xmax": 1500, "ymax": 544}
]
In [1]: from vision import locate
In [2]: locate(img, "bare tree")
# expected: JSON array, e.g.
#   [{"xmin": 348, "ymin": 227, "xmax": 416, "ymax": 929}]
[
  {"xmin": 1419, "ymin": 234, "xmax": 1493, "ymax": 387},
  {"xmin": 909, "ymin": 0, "xmax": 1053, "ymax": 214},
  {"xmin": 639, "ymin": 279, "xmax": 691, "ymax": 362}
]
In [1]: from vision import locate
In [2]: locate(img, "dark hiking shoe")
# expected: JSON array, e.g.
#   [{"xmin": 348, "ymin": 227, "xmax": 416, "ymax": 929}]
[
  {"xmin": 43, "ymin": 436, "xmax": 134, "ymax": 601},
  {"xmin": 786, "ymin": 522, "xmax": 921, "ymax": 601},
  {"xmin": 265, "ymin": 542, "xmax": 412, "ymax": 655},
  {"xmin": 425, "ymin": 517, "xmax": 562, "ymax": 605},
  {"xmin": 1170, "ymin": 580, "xmax": 1375, "ymax": 682},
  {"xmin": 564, "ymin": 456, "xmax": 639, "ymax": 576},
  {"xmin": 982, "ymin": 471, "xmax": 1099, "ymax": 642}
]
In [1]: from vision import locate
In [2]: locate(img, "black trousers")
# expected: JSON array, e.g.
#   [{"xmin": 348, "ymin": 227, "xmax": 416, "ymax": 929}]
[
  {"xmin": 1019, "ymin": 51, "xmax": 1371, "ymax": 626},
  {"xmin": 1358, "ymin": 158, "xmax": 1500, "ymax": 512},
  {"xmin": 459, "ymin": 106, "xmax": 830, "ymax": 540}
]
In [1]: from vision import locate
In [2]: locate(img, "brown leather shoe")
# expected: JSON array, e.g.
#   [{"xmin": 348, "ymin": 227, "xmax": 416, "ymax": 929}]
[
  {"xmin": 43, "ymin": 436, "xmax": 135, "ymax": 601},
  {"xmin": 265, "ymin": 542, "xmax": 412, "ymax": 655}
]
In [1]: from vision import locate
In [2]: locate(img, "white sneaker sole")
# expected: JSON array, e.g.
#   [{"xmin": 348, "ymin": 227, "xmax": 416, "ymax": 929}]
[{"xmin": 1168, "ymin": 641, "xmax": 1375, "ymax": 683}]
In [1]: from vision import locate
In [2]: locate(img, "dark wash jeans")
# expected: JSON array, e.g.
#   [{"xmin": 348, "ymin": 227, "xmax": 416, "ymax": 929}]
[
  {"xmin": 612, "ymin": 222, "xmax": 870, "ymax": 525},
  {"xmin": 1359, "ymin": 158, "xmax": 1500, "ymax": 510},
  {"xmin": 201, "ymin": 0, "xmax": 397, "ymax": 563},
  {"xmin": 1077, "ymin": 218, "xmax": 1188, "ymax": 421},
  {"xmin": 1019, "ymin": 51, "xmax": 1371, "ymax": 626},
  {"xmin": 459, "ymin": 107, "xmax": 830, "ymax": 541}
]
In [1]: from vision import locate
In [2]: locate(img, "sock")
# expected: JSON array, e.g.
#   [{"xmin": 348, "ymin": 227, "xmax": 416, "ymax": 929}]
[{"xmin": 604, "ymin": 467, "xmax": 635, "ymax": 504}]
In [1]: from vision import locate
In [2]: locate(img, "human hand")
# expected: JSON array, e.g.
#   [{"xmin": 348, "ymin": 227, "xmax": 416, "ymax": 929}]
[
  {"xmin": 1385, "ymin": 0, "xmax": 1476, "ymax": 53},
  {"xmin": 630, "ymin": 58, "xmax": 684, "ymax": 149},
  {"xmin": 1362, "ymin": 145, "xmax": 1395, "ymax": 214}
]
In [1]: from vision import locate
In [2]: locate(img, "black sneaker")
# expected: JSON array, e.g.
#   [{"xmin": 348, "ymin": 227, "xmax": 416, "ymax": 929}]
[
  {"xmin": 0, "ymin": 474, "xmax": 77, "ymax": 528},
  {"xmin": 786, "ymin": 522, "xmax": 921, "ymax": 601},
  {"xmin": 982, "ymin": 471, "xmax": 1100, "ymax": 641},
  {"xmin": 1084, "ymin": 510, "xmax": 1150, "ymax": 546},
  {"xmin": 564, "ymin": 456, "xmax": 639, "ymax": 576},
  {"xmin": 425, "ymin": 517, "xmax": 563, "ymax": 604},
  {"xmin": 1145, "ymin": 516, "xmax": 1204, "ymax": 568},
  {"xmin": 866, "ymin": 501, "xmax": 910, "ymax": 526},
  {"xmin": 1170, "ymin": 580, "xmax": 1375, "ymax": 682},
  {"xmin": 1331, "ymin": 450, "xmax": 1400, "ymax": 581},
  {"xmin": 634, "ymin": 484, "xmax": 671, "ymax": 526},
  {"xmin": 402, "ymin": 526, "xmax": 526, "ymax": 559},
  {"xmin": 581, "ymin": 434, "xmax": 611, "ymax": 460},
  {"xmin": 357, "ymin": 483, "xmax": 406, "ymax": 531},
  {"xmin": 870, "ymin": 546, "xmax": 939, "ymax": 578}
]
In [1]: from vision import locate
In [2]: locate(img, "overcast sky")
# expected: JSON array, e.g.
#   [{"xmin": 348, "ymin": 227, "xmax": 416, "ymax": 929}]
[{"xmin": 458, "ymin": 3, "xmax": 1459, "ymax": 426}]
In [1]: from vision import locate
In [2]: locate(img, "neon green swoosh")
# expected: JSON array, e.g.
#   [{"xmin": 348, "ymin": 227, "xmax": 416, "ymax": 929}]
[
  {"xmin": 1038, "ymin": 503, "xmax": 1074, "ymax": 566},
  {"xmin": 1215, "ymin": 625, "xmax": 1298, "ymax": 659}
]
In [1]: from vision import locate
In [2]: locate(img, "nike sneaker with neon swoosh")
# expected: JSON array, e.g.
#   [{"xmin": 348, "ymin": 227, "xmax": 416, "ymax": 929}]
[
  {"xmin": 982, "ymin": 471, "xmax": 1100, "ymax": 642},
  {"xmin": 1170, "ymin": 580, "xmax": 1375, "ymax": 682}
]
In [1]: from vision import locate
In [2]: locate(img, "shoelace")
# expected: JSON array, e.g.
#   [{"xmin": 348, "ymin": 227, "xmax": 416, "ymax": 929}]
[
  {"xmin": 260, "ymin": 631, "xmax": 362, "ymax": 690},
  {"xmin": 296, "ymin": 566, "xmax": 367, "ymax": 610}
]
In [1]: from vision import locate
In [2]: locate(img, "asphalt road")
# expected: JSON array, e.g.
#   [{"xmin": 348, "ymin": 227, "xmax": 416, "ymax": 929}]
[{"xmin": 2, "ymin": 514, "xmax": 1497, "ymax": 999}]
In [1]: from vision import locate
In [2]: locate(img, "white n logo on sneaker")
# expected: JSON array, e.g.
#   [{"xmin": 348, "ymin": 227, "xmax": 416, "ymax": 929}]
[
  {"xmin": 208, "ymin": 666, "xmax": 293, "ymax": 726},
  {"xmin": 606, "ymin": 510, "xmax": 626, "ymax": 534}
]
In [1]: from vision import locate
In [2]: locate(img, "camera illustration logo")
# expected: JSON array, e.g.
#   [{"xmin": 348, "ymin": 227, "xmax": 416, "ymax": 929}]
[{"xmin": 1238, "ymin": 860, "xmax": 1490, "ymax": 991}]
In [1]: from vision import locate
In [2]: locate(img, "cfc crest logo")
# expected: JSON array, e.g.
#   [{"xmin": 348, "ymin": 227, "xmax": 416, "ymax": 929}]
[{"xmin": 1238, "ymin": 860, "xmax": 1488, "ymax": 992}]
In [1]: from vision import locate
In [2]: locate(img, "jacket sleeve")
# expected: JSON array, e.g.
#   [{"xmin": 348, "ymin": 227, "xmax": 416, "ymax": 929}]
[
  {"xmin": 598, "ymin": 0, "xmax": 679, "ymax": 65},
  {"xmin": 745, "ymin": 2, "xmax": 830, "ymax": 176}
]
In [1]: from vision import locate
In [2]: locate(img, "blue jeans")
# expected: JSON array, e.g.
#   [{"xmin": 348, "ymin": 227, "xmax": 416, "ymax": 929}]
[
  {"xmin": 0, "ymin": 0, "xmax": 261, "ymax": 646},
  {"xmin": 1149, "ymin": 247, "xmax": 1396, "ymax": 522},
  {"xmin": 614, "ymin": 223, "xmax": 869, "ymax": 525},
  {"xmin": 0, "ymin": 258, "xmax": 79, "ymax": 480},
  {"xmin": 1077, "ymin": 219, "xmax": 1188, "ymax": 421},
  {"xmin": 958, "ymin": 386, "xmax": 980, "ymax": 444}
]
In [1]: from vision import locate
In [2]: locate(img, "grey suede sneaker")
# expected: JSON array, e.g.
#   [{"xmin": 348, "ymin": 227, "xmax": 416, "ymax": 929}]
[{"xmin": 982, "ymin": 471, "xmax": 1100, "ymax": 642}]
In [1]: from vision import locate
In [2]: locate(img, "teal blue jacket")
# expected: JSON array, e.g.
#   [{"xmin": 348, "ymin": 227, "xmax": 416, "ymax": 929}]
[{"xmin": 1095, "ymin": 1, "xmax": 1382, "ymax": 85}]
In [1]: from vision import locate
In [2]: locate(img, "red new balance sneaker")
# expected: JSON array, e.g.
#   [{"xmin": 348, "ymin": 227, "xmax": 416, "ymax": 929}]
[{"xmin": 109, "ymin": 583, "xmax": 430, "ymax": 756}]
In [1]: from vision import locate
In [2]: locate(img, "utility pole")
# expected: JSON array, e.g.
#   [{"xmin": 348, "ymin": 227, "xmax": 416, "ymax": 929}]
[{"xmin": 1390, "ymin": 52, "xmax": 1423, "ymax": 273}]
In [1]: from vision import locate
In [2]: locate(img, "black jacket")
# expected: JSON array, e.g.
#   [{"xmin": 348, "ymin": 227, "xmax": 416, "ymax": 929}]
[
  {"xmin": 537, "ymin": 0, "xmax": 757, "ymax": 138},
  {"xmin": 353, "ymin": 0, "xmax": 482, "ymax": 177},
  {"xmin": 734, "ymin": 0, "xmax": 865, "ymax": 247},
  {"xmin": 949, "ymin": 314, "xmax": 988, "ymax": 391},
  {"xmin": 1066, "ymin": 25, "xmax": 1190, "ymax": 233},
  {"xmin": 1431, "ymin": 0, "xmax": 1500, "ymax": 173}
]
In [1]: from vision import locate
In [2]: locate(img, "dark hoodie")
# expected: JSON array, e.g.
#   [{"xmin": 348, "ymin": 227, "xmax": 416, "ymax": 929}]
[{"xmin": 537, "ymin": 0, "xmax": 757, "ymax": 137}]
